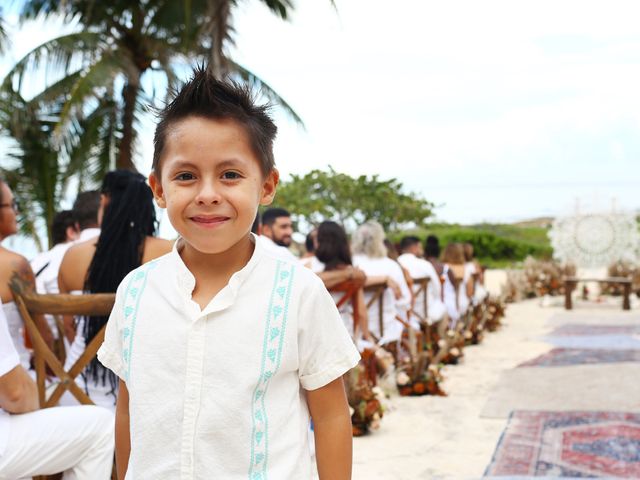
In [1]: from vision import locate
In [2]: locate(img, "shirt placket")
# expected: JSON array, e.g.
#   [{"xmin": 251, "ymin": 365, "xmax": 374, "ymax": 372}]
[{"xmin": 180, "ymin": 312, "xmax": 207, "ymax": 479}]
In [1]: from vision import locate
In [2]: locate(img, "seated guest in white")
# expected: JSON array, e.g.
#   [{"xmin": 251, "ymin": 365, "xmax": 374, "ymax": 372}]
[
  {"xmin": 259, "ymin": 207, "xmax": 298, "ymax": 261},
  {"xmin": 58, "ymin": 170, "xmax": 172, "ymax": 409},
  {"xmin": 397, "ymin": 236, "xmax": 447, "ymax": 325},
  {"xmin": 463, "ymin": 243, "xmax": 488, "ymax": 306},
  {"xmin": 299, "ymin": 229, "xmax": 318, "ymax": 269},
  {"xmin": 425, "ymin": 235, "xmax": 460, "ymax": 326},
  {"xmin": 31, "ymin": 210, "xmax": 80, "ymax": 295},
  {"xmin": 0, "ymin": 299, "xmax": 114, "ymax": 480},
  {"xmin": 441, "ymin": 243, "xmax": 473, "ymax": 323},
  {"xmin": 351, "ymin": 221, "xmax": 411, "ymax": 346},
  {"xmin": 71, "ymin": 190, "xmax": 102, "ymax": 243},
  {"xmin": 0, "ymin": 178, "xmax": 54, "ymax": 367},
  {"xmin": 30, "ymin": 210, "xmax": 79, "ymax": 343}
]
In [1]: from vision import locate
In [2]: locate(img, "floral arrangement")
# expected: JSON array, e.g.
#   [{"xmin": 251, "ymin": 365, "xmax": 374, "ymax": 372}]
[
  {"xmin": 345, "ymin": 351, "xmax": 386, "ymax": 436},
  {"xmin": 503, "ymin": 256, "xmax": 575, "ymax": 302},
  {"xmin": 484, "ymin": 296, "xmax": 506, "ymax": 332},
  {"xmin": 396, "ymin": 363, "xmax": 446, "ymax": 397},
  {"xmin": 601, "ymin": 262, "xmax": 640, "ymax": 296}
]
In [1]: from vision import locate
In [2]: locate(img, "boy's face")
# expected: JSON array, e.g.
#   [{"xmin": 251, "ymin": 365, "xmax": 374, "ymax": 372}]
[{"xmin": 149, "ymin": 116, "xmax": 277, "ymax": 255}]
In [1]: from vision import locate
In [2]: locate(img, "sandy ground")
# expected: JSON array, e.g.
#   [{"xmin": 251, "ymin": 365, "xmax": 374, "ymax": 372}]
[{"xmin": 352, "ymin": 299, "xmax": 571, "ymax": 480}]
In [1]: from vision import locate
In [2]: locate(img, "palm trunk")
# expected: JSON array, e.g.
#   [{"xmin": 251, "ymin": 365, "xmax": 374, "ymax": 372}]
[
  {"xmin": 206, "ymin": 0, "xmax": 231, "ymax": 79},
  {"xmin": 117, "ymin": 70, "xmax": 141, "ymax": 172}
]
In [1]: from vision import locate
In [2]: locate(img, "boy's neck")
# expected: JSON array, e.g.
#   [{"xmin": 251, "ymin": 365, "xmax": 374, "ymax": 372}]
[
  {"xmin": 179, "ymin": 234, "xmax": 255, "ymax": 309},
  {"xmin": 181, "ymin": 233, "xmax": 255, "ymax": 276}
]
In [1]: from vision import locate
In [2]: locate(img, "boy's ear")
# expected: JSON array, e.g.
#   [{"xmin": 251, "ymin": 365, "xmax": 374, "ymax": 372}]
[
  {"xmin": 148, "ymin": 172, "xmax": 166, "ymax": 209},
  {"xmin": 259, "ymin": 169, "xmax": 279, "ymax": 206}
]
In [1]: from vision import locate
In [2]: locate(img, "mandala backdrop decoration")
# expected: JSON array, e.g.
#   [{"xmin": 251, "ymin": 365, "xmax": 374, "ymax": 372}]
[{"xmin": 549, "ymin": 211, "xmax": 639, "ymax": 267}]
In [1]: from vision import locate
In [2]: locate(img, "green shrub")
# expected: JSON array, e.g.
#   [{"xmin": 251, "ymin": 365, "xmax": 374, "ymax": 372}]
[{"xmin": 390, "ymin": 224, "xmax": 552, "ymax": 268}]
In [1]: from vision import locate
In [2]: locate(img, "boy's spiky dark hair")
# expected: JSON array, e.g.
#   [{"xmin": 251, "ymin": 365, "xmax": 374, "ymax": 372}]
[{"xmin": 152, "ymin": 65, "xmax": 277, "ymax": 177}]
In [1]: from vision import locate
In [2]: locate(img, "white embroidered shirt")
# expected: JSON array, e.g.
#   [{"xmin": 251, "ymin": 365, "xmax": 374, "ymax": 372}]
[{"xmin": 98, "ymin": 236, "xmax": 359, "ymax": 479}]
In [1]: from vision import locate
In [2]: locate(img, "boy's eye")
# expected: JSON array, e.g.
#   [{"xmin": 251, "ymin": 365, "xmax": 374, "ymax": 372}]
[
  {"xmin": 175, "ymin": 172, "xmax": 195, "ymax": 181},
  {"xmin": 222, "ymin": 171, "xmax": 241, "ymax": 180}
]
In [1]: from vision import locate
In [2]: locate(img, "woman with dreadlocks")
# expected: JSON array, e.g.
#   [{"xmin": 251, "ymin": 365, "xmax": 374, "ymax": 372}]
[{"xmin": 58, "ymin": 170, "xmax": 172, "ymax": 409}]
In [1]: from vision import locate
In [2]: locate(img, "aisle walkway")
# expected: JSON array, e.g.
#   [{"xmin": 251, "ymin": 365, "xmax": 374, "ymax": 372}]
[{"xmin": 352, "ymin": 300, "xmax": 640, "ymax": 479}]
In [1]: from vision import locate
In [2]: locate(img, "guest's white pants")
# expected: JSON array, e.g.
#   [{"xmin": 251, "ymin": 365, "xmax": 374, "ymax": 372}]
[{"xmin": 0, "ymin": 405, "xmax": 114, "ymax": 480}]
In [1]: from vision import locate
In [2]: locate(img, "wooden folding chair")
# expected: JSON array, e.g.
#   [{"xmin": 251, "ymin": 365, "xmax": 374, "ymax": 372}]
[
  {"xmin": 330, "ymin": 278, "xmax": 364, "ymax": 330},
  {"xmin": 329, "ymin": 278, "xmax": 380, "ymax": 385},
  {"xmin": 364, "ymin": 279, "xmax": 430, "ymax": 384},
  {"xmin": 364, "ymin": 280, "xmax": 387, "ymax": 343},
  {"xmin": 10, "ymin": 278, "xmax": 115, "ymax": 408},
  {"xmin": 409, "ymin": 277, "xmax": 429, "ymax": 323}
]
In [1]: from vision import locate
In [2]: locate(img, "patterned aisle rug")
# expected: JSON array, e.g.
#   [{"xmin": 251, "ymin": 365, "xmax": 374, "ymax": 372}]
[
  {"xmin": 550, "ymin": 325, "xmax": 640, "ymax": 337},
  {"xmin": 484, "ymin": 410, "xmax": 640, "ymax": 478},
  {"xmin": 519, "ymin": 348, "xmax": 640, "ymax": 367}
]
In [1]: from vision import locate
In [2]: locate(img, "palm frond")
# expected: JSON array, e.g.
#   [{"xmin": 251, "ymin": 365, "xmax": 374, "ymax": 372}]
[
  {"xmin": 230, "ymin": 60, "xmax": 304, "ymax": 127},
  {"xmin": 2, "ymin": 31, "xmax": 103, "ymax": 94},
  {"xmin": 261, "ymin": 0, "xmax": 295, "ymax": 20},
  {"xmin": 55, "ymin": 52, "xmax": 130, "ymax": 137},
  {"xmin": 0, "ymin": 15, "xmax": 9, "ymax": 55}
]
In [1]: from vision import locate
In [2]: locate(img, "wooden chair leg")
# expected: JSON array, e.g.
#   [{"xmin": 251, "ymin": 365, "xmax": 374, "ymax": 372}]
[{"xmin": 623, "ymin": 282, "xmax": 631, "ymax": 310}]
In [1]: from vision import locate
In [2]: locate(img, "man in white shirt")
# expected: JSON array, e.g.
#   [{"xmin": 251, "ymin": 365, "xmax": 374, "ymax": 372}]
[
  {"xmin": 397, "ymin": 236, "xmax": 447, "ymax": 324},
  {"xmin": 31, "ymin": 210, "xmax": 79, "ymax": 296},
  {"xmin": 260, "ymin": 207, "xmax": 298, "ymax": 261},
  {"xmin": 71, "ymin": 190, "xmax": 102, "ymax": 243},
  {"xmin": 0, "ymin": 300, "xmax": 114, "ymax": 479},
  {"xmin": 398, "ymin": 236, "xmax": 456, "ymax": 362},
  {"xmin": 31, "ymin": 191, "xmax": 101, "ymax": 297}
]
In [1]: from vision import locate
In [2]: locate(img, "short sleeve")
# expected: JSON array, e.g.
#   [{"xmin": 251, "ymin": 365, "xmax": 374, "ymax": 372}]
[
  {"xmin": 97, "ymin": 278, "xmax": 129, "ymax": 381},
  {"xmin": 0, "ymin": 308, "xmax": 19, "ymax": 377},
  {"xmin": 297, "ymin": 276, "xmax": 360, "ymax": 391}
]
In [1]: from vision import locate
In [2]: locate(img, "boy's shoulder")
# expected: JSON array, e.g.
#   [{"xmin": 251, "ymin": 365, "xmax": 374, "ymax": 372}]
[
  {"xmin": 258, "ymin": 248, "xmax": 325, "ymax": 292},
  {"xmin": 117, "ymin": 250, "xmax": 173, "ymax": 293}
]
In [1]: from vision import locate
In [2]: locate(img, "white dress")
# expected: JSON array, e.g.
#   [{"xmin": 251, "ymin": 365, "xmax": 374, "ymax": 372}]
[
  {"xmin": 352, "ymin": 254, "xmax": 412, "ymax": 344},
  {"xmin": 442, "ymin": 265, "xmax": 460, "ymax": 324},
  {"xmin": 457, "ymin": 263, "xmax": 474, "ymax": 315},
  {"xmin": 60, "ymin": 291, "xmax": 117, "ymax": 410},
  {"xmin": 466, "ymin": 262, "xmax": 488, "ymax": 305},
  {"xmin": 3, "ymin": 301, "xmax": 30, "ymax": 369}
]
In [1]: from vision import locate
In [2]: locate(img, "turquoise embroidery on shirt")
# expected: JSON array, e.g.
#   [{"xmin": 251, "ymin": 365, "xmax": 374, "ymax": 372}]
[
  {"xmin": 249, "ymin": 260, "xmax": 295, "ymax": 479},
  {"xmin": 121, "ymin": 261, "xmax": 158, "ymax": 381}
]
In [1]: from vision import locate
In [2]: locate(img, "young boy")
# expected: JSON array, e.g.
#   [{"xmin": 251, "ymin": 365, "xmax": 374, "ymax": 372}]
[{"xmin": 97, "ymin": 67, "xmax": 360, "ymax": 479}]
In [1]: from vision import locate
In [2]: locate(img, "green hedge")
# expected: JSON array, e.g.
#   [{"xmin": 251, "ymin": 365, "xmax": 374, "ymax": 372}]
[{"xmin": 390, "ymin": 224, "xmax": 552, "ymax": 268}]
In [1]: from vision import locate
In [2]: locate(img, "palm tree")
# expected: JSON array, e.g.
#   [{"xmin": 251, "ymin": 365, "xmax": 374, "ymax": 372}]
[
  {"xmin": 6, "ymin": 0, "xmax": 303, "ymax": 172},
  {"xmin": 0, "ymin": 82, "xmax": 118, "ymax": 249}
]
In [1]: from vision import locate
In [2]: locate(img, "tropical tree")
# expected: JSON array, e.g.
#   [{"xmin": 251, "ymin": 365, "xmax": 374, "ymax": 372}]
[
  {"xmin": 271, "ymin": 167, "xmax": 435, "ymax": 232},
  {"xmin": 6, "ymin": 0, "xmax": 303, "ymax": 172},
  {"xmin": 0, "ymin": 9, "xmax": 7, "ymax": 54},
  {"xmin": 0, "ymin": 80, "xmax": 119, "ymax": 249}
]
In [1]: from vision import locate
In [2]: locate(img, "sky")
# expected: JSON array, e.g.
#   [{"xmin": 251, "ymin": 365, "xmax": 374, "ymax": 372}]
[
  {"xmin": 229, "ymin": 0, "xmax": 640, "ymax": 223},
  {"xmin": 2, "ymin": 0, "xmax": 640, "ymax": 251}
]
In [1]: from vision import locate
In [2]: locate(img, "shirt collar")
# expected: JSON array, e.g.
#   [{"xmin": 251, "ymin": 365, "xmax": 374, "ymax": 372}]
[
  {"xmin": 78, "ymin": 228, "xmax": 101, "ymax": 242},
  {"xmin": 170, "ymin": 233, "xmax": 263, "ymax": 315}
]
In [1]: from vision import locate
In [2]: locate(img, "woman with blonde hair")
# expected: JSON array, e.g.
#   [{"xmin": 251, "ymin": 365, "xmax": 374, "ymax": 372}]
[{"xmin": 351, "ymin": 221, "xmax": 411, "ymax": 346}]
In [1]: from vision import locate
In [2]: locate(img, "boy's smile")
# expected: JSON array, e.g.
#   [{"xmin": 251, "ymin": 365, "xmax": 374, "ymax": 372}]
[{"xmin": 149, "ymin": 116, "xmax": 277, "ymax": 258}]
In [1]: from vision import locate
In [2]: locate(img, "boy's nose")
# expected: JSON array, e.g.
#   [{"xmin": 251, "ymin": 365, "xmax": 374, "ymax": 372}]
[{"xmin": 195, "ymin": 183, "xmax": 222, "ymax": 205}]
